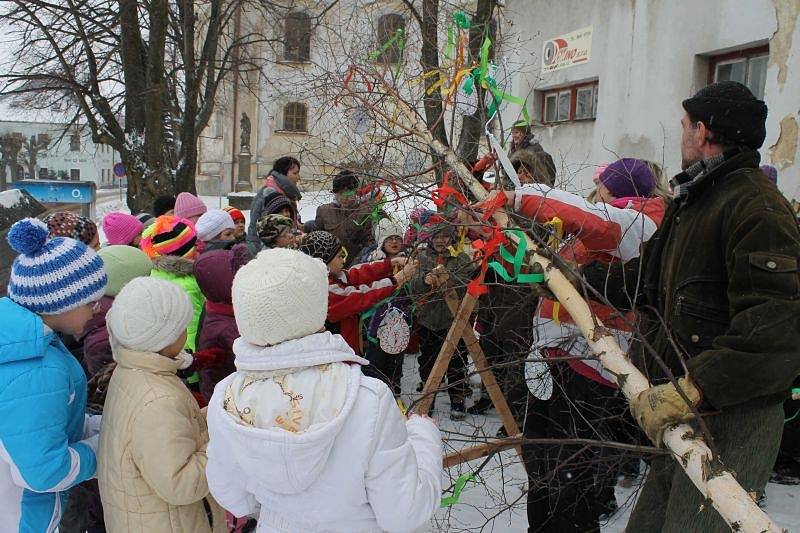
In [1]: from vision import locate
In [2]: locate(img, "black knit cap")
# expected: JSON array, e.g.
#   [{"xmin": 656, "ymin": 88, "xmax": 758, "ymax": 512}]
[
  {"xmin": 682, "ymin": 81, "xmax": 768, "ymax": 150},
  {"xmin": 299, "ymin": 231, "xmax": 342, "ymax": 265},
  {"xmin": 153, "ymin": 195, "xmax": 176, "ymax": 217},
  {"xmin": 332, "ymin": 170, "xmax": 359, "ymax": 193}
]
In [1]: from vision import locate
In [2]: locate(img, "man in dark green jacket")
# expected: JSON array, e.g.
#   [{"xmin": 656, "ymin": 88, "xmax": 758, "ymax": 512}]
[{"xmin": 610, "ymin": 81, "xmax": 800, "ymax": 532}]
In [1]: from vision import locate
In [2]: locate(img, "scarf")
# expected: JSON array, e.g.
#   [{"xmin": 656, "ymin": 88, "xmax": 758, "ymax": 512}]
[
  {"xmin": 270, "ymin": 171, "xmax": 302, "ymax": 201},
  {"xmin": 671, "ymin": 152, "xmax": 727, "ymax": 200}
]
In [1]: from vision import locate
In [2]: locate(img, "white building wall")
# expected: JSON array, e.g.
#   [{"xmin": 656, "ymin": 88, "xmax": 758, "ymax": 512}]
[
  {"xmin": 0, "ymin": 120, "xmax": 119, "ymax": 187},
  {"xmin": 501, "ymin": 0, "xmax": 800, "ymax": 199},
  {"xmin": 198, "ymin": 0, "xmax": 470, "ymax": 193}
]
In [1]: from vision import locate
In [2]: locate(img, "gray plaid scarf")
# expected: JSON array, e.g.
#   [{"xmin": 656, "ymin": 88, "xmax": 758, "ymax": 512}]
[{"xmin": 671, "ymin": 153, "xmax": 727, "ymax": 200}]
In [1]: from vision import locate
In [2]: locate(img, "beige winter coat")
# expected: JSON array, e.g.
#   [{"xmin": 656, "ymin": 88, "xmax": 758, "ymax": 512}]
[{"xmin": 98, "ymin": 346, "xmax": 226, "ymax": 533}]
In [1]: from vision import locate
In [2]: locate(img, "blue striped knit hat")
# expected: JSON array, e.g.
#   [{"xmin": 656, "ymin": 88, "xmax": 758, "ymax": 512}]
[{"xmin": 6, "ymin": 218, "xmax": 107, "ymax": 314}]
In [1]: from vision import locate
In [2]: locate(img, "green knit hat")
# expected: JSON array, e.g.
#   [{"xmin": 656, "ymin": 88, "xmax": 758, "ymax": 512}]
[{"xmin": 98, "ymin": 245, "xmax": 153, "ymax": 297}]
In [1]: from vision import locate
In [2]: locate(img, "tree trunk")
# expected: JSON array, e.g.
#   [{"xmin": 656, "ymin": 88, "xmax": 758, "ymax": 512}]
[
  {"xmin": 118, "ymin": 0, "xmax": 147, "ymax": 135},
  {"xmin": 420, "ymin": 0, "xmax": 448, "ymax": 150},
  {"xmin": 455, "ymin": 0, "xmax": 496, "ymax": 162},
  {"xmin": 175, "ymin": 0, "xmax": 198, "ymax": 196},
  {"xmin": 142, "ymin": 0, "xmax": 170, "ymax": 196}
]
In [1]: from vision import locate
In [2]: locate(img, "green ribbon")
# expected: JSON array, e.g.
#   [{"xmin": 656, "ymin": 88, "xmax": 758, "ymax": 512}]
[
  {"xmin": 444, "ymin": 25, "xmax": 456, "ymax": 60},
  {"xmin": 786, "ymin": 387, "xmax": 800, "ymax": 423},
  {"xmin": 453, "ymin": 10, "xmax": 471, "ymax": 30},
  {"xmin": 440, "ymin": 473, "xmax": 475, "ymax": 507},
  {"xmin": 479, "ymin": 36, "xmax": 491, "ymax": 82},
  {"xmin": 355, "ymin": 195, "xmax": 386, "ymax": 227},
  {"xmin": 368, "ymin": 28, "xmax": 405, "ymax": 61},
  {"xmin": 458, "ymin": 36, "xmax": 530, "ymax": 123},
  {"xmin": 444, "ymin": 12, "xmax": 470, "ymax": 60},
  {"xmin": 487, "ymin": 229, "xmax": 545, "ymax": 284}
]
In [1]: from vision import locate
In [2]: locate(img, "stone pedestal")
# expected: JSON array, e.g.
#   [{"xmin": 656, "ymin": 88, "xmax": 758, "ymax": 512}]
[
  {"xmin": 227, "ymin": 191, "xmax": 255, "ymax": 211},
  {"xmin": 235, "ymin": 151, "xmax": 253, "ymax": 192}
]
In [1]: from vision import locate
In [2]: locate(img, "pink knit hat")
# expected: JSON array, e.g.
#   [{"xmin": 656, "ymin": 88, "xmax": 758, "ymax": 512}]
[
  {"xmin": 174, "ymin": 192, "xmax": 207, "ymax": 220},
  {"xmin": 102, "ymin": 212, "xmax": 144, "ymax": 245}
]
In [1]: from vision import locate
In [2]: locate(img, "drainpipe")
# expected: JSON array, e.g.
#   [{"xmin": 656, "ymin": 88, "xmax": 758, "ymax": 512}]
[{"xmin": 230, "ymin": 4, "xmax": 242, "ymax": 192}]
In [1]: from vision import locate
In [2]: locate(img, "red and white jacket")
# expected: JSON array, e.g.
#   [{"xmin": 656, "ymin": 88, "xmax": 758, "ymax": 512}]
[
  {"xmin": 327, "ymin": 258, "xmax": 398, "ymax": 354},
  {"xmin": 512, "ymin": 183, "xmax": 666, "ymax": 388}
]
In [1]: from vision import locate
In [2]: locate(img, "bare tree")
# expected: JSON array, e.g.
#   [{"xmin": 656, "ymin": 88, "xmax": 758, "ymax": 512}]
[
  {"xmin": 0, "ymin": 133, "xmax": 24, "ymax": 190},
  {"xmin": 0, "ymin": 0, "xmax": 275, "ymax": 212},
  {"xmin": 21, "ymin": 134, "xmax": 51, "ymax": 180}
]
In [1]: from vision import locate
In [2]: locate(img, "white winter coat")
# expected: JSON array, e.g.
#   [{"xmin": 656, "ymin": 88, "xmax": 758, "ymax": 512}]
[{"xmin": 206, "ymin": 332, "xmax": 443, "ymax": 532}]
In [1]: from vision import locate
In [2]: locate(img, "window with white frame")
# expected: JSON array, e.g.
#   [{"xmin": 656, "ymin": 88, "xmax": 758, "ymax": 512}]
[
  {"xmin": 575, "ymin": 85, "xmax": 598, "ymax": 119},
  {"xmin": 710, "ymin": 46, "xmax": 768, "ymax": 100},
  {"xmin": 542, "ymin": 81, "xmax": 598, "ymax": 124}
]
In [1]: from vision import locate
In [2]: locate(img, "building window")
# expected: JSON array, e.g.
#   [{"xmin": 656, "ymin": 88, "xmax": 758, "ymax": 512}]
[
  {"xmin": 542, "ymin": 81, "xmax": 598, "ymax": 124},
  {"xmin": 70, "ymin": 168, "xmax": 80, "ymax": 180},
  {"xmin": 709, "ymin": 45, "xmax": 768, "ymax": 100},
  {"xmin": 282, "ymin": 102, "xmax": 308, "ymax": 132},
  {"xmin": 375, "ymin": 14, "xmax": 405, "ymax": 64},
  {"xmin": 38, "ymin": 167, "xmax": 48, "ymax": 179},
  {"xmin": 70, "ymin": 133, "xmax": 80, "ymax": 151},
  {"xmin": 284, "ymin": 10, "xmax": 311, "ymax": 62}
]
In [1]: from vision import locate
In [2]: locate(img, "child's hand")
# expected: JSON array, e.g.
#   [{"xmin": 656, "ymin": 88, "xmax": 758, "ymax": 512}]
[
  {"xmin": 392, "ymin": 259, "xmax": 417, "ymax": 285},
  {"xmin": 425, "ymin": 265, "xmax": 449, "ymax": 288},
  {"xmin": 390, "ymin": 256, "xmax": 407, "ymax": 268}
]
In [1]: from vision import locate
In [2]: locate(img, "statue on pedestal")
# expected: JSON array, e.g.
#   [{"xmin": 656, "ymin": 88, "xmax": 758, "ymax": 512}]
[{"xmin": 240, "ymin": 112, "xmax": 251, "ymax": 153}]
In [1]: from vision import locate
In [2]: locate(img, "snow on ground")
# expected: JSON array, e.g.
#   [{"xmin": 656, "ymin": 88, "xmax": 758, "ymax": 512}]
[{"xmin": 95, "ymin": 189, "xmax": 800, "ymax": 532}]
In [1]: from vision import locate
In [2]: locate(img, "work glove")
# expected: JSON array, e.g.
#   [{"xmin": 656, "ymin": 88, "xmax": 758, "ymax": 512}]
[{"xmin": 630, "ymin": 376, "xmax": 703, "ymax": 447}]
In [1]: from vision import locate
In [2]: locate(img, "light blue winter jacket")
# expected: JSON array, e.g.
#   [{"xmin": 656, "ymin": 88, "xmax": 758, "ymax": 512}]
[{"xmin": 0, "ymin": 297, "xmax": 97, "ymax": 533}]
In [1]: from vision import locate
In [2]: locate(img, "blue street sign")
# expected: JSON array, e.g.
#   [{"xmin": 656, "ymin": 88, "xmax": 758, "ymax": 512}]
[
  {"xmin": 11, "ymin": 180, "xmax": 96, "ymax": 205},
  {"xmin": 113, "ymin": 163, "xmax": 126, "ymax": 178}
]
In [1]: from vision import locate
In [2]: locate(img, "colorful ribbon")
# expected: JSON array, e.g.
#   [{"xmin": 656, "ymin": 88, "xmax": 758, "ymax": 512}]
[
  {"xmin": 487, "ymin": 229, "xmax": 545, "ymax": 284},
  {"xmin": 369, "ymin": 28, "xmax": 405, "ymax": 61},
  {"xmin": 467, "ymin": 228, "xmax": 506, "ymax": 297},
  {"xmin": 431, "ymin": 173, "xmax": 467, "ymax": 210},
  {"xmin": 545, "ymin": 217, "xmax": 564, "ymax": 249},
  {"xmin": 335, "ymin": 67, "xmax": 373, "ymax": 107},
  {"xmin": 355, "ymin": 191, "xmax": 386, "ymax": 227},
  {"xmin": 440, "ymin": 473, "xmax": 475, "ymax": 507},
  {"xmin": 447, "ymin": 227, "xmax": 467, "ymax": 256},
  {"xmin": 456, "ymin": 37, "xmax": 530, "ymax": 124}
]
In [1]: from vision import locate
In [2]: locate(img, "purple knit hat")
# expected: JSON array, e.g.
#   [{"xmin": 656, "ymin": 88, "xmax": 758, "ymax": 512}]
[
  {"xmin": 598, "ymin": 158, "xmax": 656, "ymax": 198},
  {"xmin": 760, "ymin": 165, "xmax": 778, "ymax": 184},
  {"xmin": 193, "ymin": 245, "xmax": 251, "ymax": 304}
]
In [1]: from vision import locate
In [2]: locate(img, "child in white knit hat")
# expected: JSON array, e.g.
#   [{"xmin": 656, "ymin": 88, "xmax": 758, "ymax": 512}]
[
  {"xmin": 98, "ymin": 277, "xmax": 226, "ymax": 533},
  {"xmin": 206, "ymin": 247, "xmax": 443, "ymax": 532},
  {"xmin": 195, "ymin": 209, "xmax": 237, "ymax": 252}
]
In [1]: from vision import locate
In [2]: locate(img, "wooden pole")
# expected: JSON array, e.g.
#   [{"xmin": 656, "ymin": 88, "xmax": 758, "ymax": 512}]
[
  {"xmin": 442, "ymin": 290, "xmax": 522, "ymax": 457},
  {"xmin": 414, "ymin": 292, "xmax": 477, "ymax": 415}
]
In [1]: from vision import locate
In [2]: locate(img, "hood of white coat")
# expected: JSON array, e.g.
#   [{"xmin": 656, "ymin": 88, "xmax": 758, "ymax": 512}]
[{"xmin": 208, "ymin": 332, "xmax": 366, "ymax": 495}]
